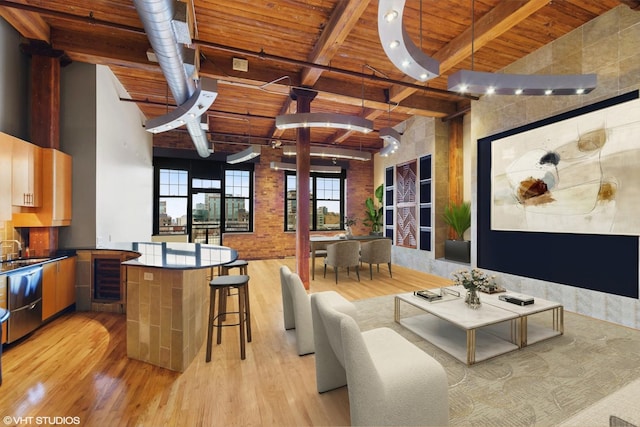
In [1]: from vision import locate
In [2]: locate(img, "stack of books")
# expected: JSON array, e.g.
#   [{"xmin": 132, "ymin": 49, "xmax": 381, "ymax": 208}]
[{"xmin": 413, "ymin": 289, "xmax": 442, "ymax": 302}]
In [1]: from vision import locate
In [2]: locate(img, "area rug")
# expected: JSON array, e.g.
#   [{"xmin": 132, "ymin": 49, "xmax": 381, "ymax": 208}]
[{"xmin": 353, "ymin": 295, "xmax": 640, "ymax": 426}]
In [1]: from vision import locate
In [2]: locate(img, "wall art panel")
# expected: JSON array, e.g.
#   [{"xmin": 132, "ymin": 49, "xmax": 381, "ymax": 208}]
[
  {"xmin": 477, "ymin": 91, "xmax": 639, "ymax": 298},
  {"xmin": 491, "ymin": 95, "xmax": 640, "ymax": 235},
  {"xmin": 396, "ymin": 161, "xmax": 417, "ymax": 248}
]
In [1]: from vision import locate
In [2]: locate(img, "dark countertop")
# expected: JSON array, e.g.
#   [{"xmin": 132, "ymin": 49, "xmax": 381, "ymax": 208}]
[
  {"xmin": 0, "ymin": 255, "xmax": 70, "ymax": 275},
  {"xmin": 1, "ymin": 242, "xmax": 238, "ymax": 274},
  {"xmin": 120, "ymin": 242, "xmax": 237, "ymax": 270}
]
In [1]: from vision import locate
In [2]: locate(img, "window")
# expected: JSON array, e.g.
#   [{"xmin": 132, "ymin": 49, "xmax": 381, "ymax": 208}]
[
  {"xmin": 285, "ymin": 171, "xmax": 346, "ymax": 231},
  {"xmin": 225, "ymin": 170, "xmax": 251, "ymax": 232},
  {"xmin": 154, "ymin": 157, "xmax": 254, "ymax": 242},
  {"xmin": 158, "ymin": 169, "xmax": 188, "ymax": 235}
]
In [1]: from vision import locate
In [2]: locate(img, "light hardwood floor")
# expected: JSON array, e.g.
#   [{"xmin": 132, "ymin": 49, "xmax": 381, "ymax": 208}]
[{"xmin": 0, "ymin": 258, "xmax": 451, "ymax": 426}]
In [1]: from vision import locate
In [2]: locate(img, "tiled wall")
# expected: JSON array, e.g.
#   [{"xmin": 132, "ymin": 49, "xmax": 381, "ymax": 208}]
[
  {"xmin": 469, "ymin": 5, "xmax": 640, "ymax": 329},
  {"xmin": 389, "ymin": 5, "xmax": 640, "ymax": 329}
]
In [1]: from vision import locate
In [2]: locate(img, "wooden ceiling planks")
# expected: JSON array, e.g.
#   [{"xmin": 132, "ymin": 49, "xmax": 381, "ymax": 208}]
[{"xmin": 0, "ymin": 0, "xmax": 629, "ymax": 153}]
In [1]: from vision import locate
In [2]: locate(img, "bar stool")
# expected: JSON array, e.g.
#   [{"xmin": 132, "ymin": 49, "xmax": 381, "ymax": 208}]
[
  {"xmin": 219, "ymin": 259, "xmax": 249, "ymax": 276},
  {"xmin": 0, "ymin": 308, "xmax": 9, "ymax": 385},
  {"xmin": 206, "ymin": 274, "xmax": 251, "ymax": 361},
  {"xmin": 217, "ymin": 260, "xmax": 249, "ymax": 321}
]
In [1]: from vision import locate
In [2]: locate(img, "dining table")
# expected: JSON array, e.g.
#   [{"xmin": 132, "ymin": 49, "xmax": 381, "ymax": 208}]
[{"xmin": 310, "ymin": 235, "xmax": 385, "ymax": 280}]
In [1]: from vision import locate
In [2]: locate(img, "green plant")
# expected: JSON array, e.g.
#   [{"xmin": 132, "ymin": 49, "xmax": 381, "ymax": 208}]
[
  {"xmin": 344, "ymin": 215, "xmax": 357, "ymax": 227},
  {"xmin": 363, "ymin": 184, "xmax": 384, "ymax": 234},
  {"xmin": 443, "ymin": 201, "xmax": 471, "ymax": 241}
]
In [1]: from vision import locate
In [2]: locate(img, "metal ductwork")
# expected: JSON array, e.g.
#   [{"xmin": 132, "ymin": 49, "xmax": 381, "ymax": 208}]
[{"xmin": 134, "ymin": 0, "xmax": 215, "ymax": 157}]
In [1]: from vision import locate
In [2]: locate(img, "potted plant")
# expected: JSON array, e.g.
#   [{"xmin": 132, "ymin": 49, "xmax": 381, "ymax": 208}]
[
  {"xmin": 443, "ymin": 201, "xmax": 471, "ymax": 263},
  {"xmin": 344, "ymin": 215, "xmax": 357, "ymax": 238},
  {"xmin": 363, "ymin": 184, "xmax": 384, "ymax": 235}
]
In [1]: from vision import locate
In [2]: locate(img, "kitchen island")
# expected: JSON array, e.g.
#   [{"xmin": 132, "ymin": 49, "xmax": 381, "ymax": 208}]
[{"xmin": 122, "ymin": 242, "xmax": 237, "ymax": 372}]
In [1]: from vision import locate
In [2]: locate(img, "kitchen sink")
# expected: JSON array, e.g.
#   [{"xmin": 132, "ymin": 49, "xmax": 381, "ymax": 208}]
[
  {"xmin": 0, "ymin": 258, "xmax": 51, "ymax": 272},
  {"xmin": 9, "ymin": 258, "xmax": 50, "ymax": 266}
]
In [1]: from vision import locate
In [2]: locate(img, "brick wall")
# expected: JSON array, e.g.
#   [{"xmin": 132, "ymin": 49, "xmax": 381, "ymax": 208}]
[
  {"xmin": 225, "ymin": 145, "xmax": 374, "ymax": 259},
  {"xmin": 154, "ymin": 135, "xmax": 374, "ymax": 260}
]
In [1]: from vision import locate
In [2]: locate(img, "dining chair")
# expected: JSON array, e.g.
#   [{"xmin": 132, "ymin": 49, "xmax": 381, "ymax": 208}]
[
  {"xmin": 359, "ymin": 238, "xmax": 392, "ymax": 279},
  {"xmin": 323, "ymin": 240, "xmax": 360, "ymax": 284}
]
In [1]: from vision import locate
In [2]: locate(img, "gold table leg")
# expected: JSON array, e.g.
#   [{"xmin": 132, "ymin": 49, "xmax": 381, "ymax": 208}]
[
  {"xmin": 466, "ymin": 329, "xmax": 476, "ymax": 365},
  {"xmin": 394, "ymin": 296, "xmax": 400, "ymax": 323}
]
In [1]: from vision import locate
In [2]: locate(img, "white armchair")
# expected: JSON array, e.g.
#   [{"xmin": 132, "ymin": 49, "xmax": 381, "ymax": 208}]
[
  {"xmin": 311, "ymin": 291, "xmax": 449, "ymax": 426},
  {"xmin": 359, "ymin": 238, "xmax": 392, "ymax": 279},
  {"xmin": 279, "ymin": 265, "xmax": 314, "ymax": 355},
  {"xmin": 324, "ymin": 240, "xmax": 361, "ymax": 284}
]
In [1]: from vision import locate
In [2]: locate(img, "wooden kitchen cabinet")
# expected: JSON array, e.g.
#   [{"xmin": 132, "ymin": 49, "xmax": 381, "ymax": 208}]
[
  {"xmin": 56, "ymin": 257, "xmax": 76, "ymax": 311},
  {"xmin": 12, "ymin": 138, "xmax": 42, "ymax": 207},
  {"xmin": 0, "ymin": 134, "xmax": 12, "ymax": 221},
  {"xmin": 42, "ymin": 262, "xmax": 57, "ymax": 320},
  {"xmin": 42, "ymin": 257, "xmax": 76, "ymax": 321},
  {"xmin": 13, "ymin": 148, "xmax": 72, "ymax": 227}
]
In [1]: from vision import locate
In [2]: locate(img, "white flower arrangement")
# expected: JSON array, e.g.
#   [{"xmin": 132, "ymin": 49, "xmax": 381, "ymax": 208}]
[{"xmin": 452, "ymin": 268, "xmax": 496, "ymax": 291}]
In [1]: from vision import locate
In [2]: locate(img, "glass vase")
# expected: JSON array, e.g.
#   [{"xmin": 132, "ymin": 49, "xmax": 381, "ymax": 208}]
[
  {"xmin": 346, "ymin": 226, "xmax": 353, "ymax": 238},
  {"xmin": 465, "ymin": 288, "xmax": 481, "ymax": 309}
]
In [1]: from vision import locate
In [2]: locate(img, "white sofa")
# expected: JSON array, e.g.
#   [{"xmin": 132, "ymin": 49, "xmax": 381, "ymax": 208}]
[
  {"xmin": 279, "ymin": 265, "xmax": 314, "ymax": 356},
  {"xmin": 311, "ymin": 291, "xmax": 450, "ymax": 426}
]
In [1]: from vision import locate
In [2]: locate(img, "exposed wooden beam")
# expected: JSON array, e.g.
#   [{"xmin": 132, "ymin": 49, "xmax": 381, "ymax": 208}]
[
  {"xmin": 0, "ymin": 6, "xmax": 50, "ymax": 42},
  {"xmin": 301, "ymin": 0, "xmax": 371, "ymax": 85},
  {"xmin": 434, "ymin": 0, "xmax": 550, "ymax": 71},
  {"xmin": 51, "ymin": 27, "xmax": 158, "ymax": 72},
  {"xmin": 342, "ymin": 0, "xmax": 550, "ymax": 144},
  {"xmin": 618, "ymin": 0, "xmax": 640, "ymax": 10},
  {"xmin": 272, "ymin": 0, "xmax": 371, "ymax": 140}
]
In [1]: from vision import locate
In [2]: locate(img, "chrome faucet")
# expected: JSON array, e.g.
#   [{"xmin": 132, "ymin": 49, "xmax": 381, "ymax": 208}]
[{"xmin": 0, "ymin": 240, "xmax": 23, "ymax": 261}]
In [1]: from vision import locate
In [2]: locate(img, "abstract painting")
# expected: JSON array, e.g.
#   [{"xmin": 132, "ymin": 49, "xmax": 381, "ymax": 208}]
[
  {"xmin": 396, "ymin": 161, "xmax": 417, "ymax": 248},
  {"xmin": 491, "ymin": 96, "xmax": 640, "ymax": 236}
]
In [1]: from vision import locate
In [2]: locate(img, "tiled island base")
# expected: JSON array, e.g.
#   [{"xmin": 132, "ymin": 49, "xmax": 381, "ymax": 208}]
[{"xmin": 126, "ymin": 266, "xmax": 211, "ymax": 372}]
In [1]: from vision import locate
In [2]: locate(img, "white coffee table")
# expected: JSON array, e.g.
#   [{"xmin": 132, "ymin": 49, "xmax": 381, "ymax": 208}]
[
  {"xmin": 474, "ymin": 288, "xmax": 564, "ymax": 347},
  {"xmin": 394, "ymin": 288, "xmax": 564, "ymax": 365},
  {"xmin": 394, "ymin": 292, "xmax": 520, "ymax": 365}
]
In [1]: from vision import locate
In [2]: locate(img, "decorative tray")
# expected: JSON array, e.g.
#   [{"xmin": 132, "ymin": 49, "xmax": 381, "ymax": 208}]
[{"xmin": 413, "ymin": 287, "xmax": 461, "ymax": 303}]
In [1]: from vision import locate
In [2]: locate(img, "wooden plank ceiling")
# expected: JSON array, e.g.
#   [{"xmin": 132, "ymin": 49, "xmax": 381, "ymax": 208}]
[{"xmin": 0, "ymin": 0, "xmax": 634, "ymax": 155}]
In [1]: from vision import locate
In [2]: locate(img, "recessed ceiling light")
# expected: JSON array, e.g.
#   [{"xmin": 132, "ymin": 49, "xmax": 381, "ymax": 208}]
[{"xmin": 384, "ymin": 9, "xmax": 398, "ymax": 22}]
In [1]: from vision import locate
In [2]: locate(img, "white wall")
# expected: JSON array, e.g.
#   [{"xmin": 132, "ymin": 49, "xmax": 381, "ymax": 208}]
[
  {"xmin": 59, "ymin": 63, "xmax": 153, "ymax": 248},
  {"xmin": 59, "ymin": 62, "xmax": 97, "ymax": 249},
  {"xmin": 95, "ymin": 65, "xmax": 153, "ymax": 245}
]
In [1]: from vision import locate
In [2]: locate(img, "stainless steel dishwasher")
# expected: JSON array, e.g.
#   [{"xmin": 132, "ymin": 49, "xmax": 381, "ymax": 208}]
[{"xmin": 6, "ymin": 265, "xmax": 43, "ymax": 343}]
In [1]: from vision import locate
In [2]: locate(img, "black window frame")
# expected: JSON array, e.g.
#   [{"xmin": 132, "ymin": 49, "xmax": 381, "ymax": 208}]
[
  {"xmin": 284, "ymin": 170, "xmax": 347, "ymax": 232},
  {"xmin": 153, "ymin": 156, "xmax": 255, "ymax": 241}
]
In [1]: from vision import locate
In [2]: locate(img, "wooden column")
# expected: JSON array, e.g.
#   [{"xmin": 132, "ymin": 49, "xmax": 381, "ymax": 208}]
[
  {"xmin": 448, "ymin": 116, "xmax": 464, "ymax": 239},
  {"xmin": 26, "ymin": 43, "xmax": 64, "ymax": 255},
  {"xmin": 292, "ymin": 88, "xmax": 317, "ymax": 289},
  {"xmin": 30, "ymin": 53, "xmax": 61, "ymax": 150}
]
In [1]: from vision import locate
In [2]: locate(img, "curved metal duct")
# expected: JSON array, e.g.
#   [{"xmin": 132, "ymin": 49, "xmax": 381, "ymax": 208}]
[{"xmin": 134, "ymin": 0, "xmax": 213, "ymax": 157}]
